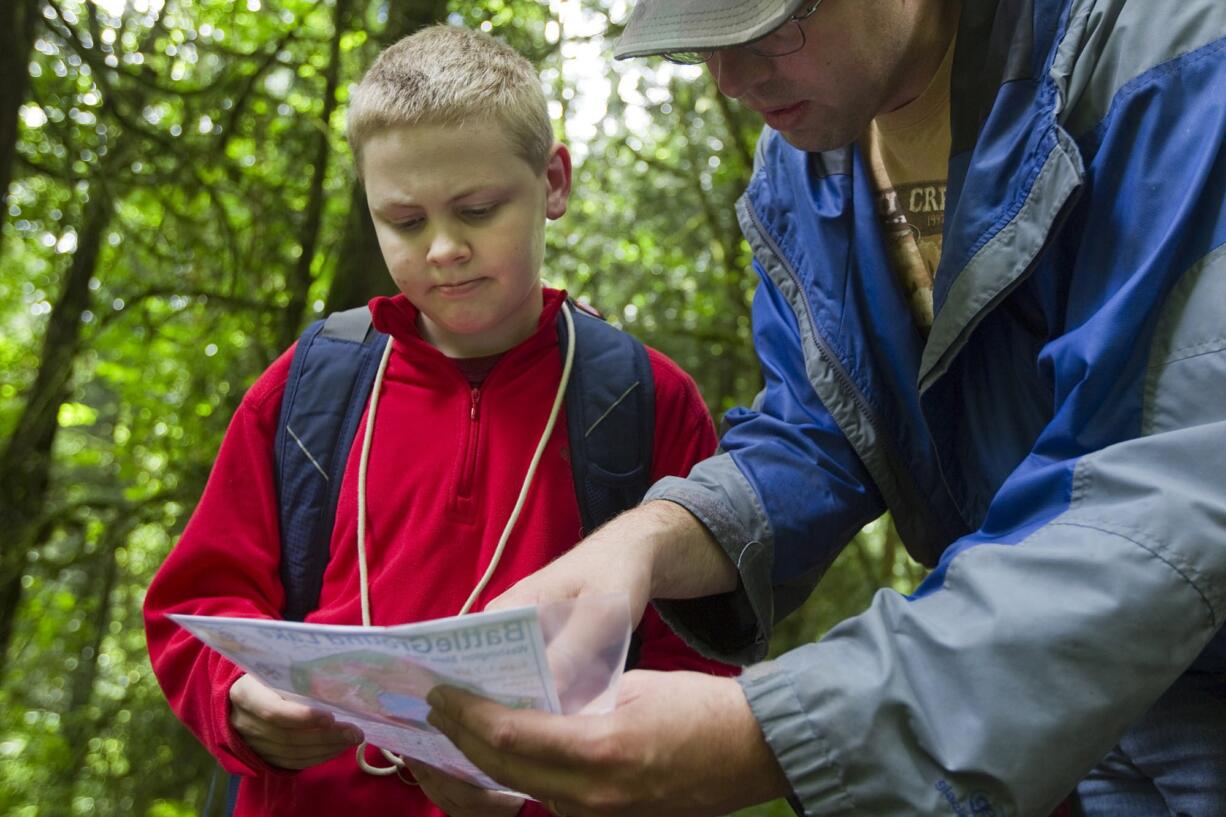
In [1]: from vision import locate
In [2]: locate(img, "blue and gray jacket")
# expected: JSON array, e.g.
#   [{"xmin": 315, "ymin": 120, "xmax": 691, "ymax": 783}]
[{"xmin": 646, "ymin": 0, "xmax": 1226, "ymax": 813}]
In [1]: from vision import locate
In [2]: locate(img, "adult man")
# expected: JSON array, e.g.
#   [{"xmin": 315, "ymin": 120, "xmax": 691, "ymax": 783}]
[{"xmin": 426, "ymin": 1, "xmax": 1226, "ymax": 815}]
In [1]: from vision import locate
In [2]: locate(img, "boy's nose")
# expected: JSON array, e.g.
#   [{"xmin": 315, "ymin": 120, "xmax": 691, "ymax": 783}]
[{"xmin": 426, "ymin": 229, "xmax": 471, "ymax": 267}]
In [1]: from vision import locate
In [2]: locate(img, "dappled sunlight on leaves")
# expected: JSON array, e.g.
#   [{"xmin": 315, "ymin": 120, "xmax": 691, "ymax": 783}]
[{"xmin": 2, "ymin": 3, "xmax": 933, "ymax": 815}]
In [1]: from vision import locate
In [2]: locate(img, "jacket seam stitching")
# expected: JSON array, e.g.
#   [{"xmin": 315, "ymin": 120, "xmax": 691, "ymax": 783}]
[
  {"xmin": 1107, "ymin": 36, "xmax": 1226, "ymax": 121},
  {"xmin": 1076, "ymin": 36, "xmax": 1226, "ymax": 149},
  {"xmin": 1049, "ymin": 519, "xmax": 1219, "ymax": 629},
  {"xmin": 1148, "ymin": 337, "xmax": 1226, "ymax": 369},
  {"xmin": 741, "ymin": 198, "xmax": 923, "ymax": 536}
]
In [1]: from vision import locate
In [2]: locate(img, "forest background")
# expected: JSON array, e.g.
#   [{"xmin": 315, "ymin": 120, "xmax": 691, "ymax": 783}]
[{"xmin": 0, "ymin": 1, "xmax": 927, "ymax": 814}]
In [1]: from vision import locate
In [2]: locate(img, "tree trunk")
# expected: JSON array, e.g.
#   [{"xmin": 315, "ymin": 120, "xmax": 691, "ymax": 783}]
[
  {"xmin": 322, "ymin": 182, "xmax": 395, "ymax": 313},
  {"xmin": 280, "ymin": 0, "xmax": 354, "ymax": 348},
  {"xmin": 0, "ymin": 186, "xmax": 112, "ymax": 675},
  {"xmin": 60, "ymin": 515, "xmax": 128, "ymax": 788},
  {"xmin": 0, "ymin": 0, "xmax": 39, "ymax": 212},
  {"xmin": 322, "ymin": 0, "xmax": 447, "ymax": 313}
]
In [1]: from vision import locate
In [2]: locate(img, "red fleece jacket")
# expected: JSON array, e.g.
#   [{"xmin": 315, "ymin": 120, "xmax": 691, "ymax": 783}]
[{"xmin": 144, "ymin": 289, "xmax": 735, "ymax": 817}]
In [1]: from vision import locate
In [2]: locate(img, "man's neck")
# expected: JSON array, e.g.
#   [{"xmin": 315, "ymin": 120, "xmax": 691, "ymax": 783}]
[{"xmin": 882, "ymin": 0, "xmax": 961, "ymax": 115}]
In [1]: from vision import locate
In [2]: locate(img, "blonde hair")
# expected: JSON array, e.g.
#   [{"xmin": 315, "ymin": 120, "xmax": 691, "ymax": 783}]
[{"xmin": 347, "ymin": 25, "xmax": 553, "ymax": 174}]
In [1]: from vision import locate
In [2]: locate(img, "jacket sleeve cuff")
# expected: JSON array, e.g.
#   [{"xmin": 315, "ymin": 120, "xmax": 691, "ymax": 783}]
[
  {"xmin": 739, "ymin": 658, "xmax": 855, "ymax": 816},
  {"xmin": 644, "ymin": 471, "xmax": 774, "ymax": 665}
]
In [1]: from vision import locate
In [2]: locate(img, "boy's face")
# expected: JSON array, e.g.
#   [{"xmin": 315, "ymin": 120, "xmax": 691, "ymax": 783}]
[{"xmin": 363, "ymin": 122, "xmax": 571, "ymax": 357}]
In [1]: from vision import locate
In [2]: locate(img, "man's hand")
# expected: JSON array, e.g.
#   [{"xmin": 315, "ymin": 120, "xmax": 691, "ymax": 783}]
[
  {"xmin": 229, "ymin": 674, "xmax": 362, "ymax": 769},
  {"xmin": 487, "ymin": 500, "xmax": 737, "ymax": 621},
  {"xmin": 426, "ymin": 670, "xmax": 791, "ymax": 817},
  {"xmin": 405, "ymin": 760, "xmax": 525, "ymax": 817},
  {"xmin": 486, "ymin": 501, "xmax": 739, "ymax": 715},
  {"xmin": 485, "ymin": 506, "xmax": 657, "ymax": 622}
]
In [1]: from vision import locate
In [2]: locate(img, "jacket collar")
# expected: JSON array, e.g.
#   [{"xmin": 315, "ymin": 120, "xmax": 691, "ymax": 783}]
[{"xmin": 951, "ymin": 0, "xmax": 1037, "ymax": 155}]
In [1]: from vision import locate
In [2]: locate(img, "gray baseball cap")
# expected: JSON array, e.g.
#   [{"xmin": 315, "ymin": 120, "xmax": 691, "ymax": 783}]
[{"xmin": 613, "ymin": 0, "xmax": 809, "ymax": 59}]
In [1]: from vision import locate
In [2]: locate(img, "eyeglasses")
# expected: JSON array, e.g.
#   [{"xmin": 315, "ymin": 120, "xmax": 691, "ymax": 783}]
[{"xmin": 661, "ymin": 1, "xmax": 824, "ymax": 65}]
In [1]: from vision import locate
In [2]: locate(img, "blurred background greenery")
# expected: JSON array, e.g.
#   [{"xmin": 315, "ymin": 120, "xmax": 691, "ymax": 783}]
[{"xmin": 0, "ymin": 1, "xmax": 925, "ymax": 814}]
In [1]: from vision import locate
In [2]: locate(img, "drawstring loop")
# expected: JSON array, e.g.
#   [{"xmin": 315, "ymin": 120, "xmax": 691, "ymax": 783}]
[{"xmin": 352, "ymin": 302, "xmax": 577, "ymax": 781}]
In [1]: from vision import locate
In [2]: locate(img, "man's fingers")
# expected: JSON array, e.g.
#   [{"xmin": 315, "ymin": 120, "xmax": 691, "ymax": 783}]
[
  {"xmin": 429, "ymin": 671, "xmax": 788, "ymax": 816},
  {"xmin": 427, "ymin": 686, "xmax": 599, "ymax": 796},
  {"xmin": 428, "ymin": 686, "xmax": 569, "ymax": 756},
  {"xmin": 538, "ymin": 595, "xmax": 632, "ymax": 713}
]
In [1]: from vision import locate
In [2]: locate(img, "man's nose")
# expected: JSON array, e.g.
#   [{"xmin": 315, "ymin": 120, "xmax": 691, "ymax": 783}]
[{"xmin": 707, "ymin": 48, "xmax": 766, "ymax": 102}]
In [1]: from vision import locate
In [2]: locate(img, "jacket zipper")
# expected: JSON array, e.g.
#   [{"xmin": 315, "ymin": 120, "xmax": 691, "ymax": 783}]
[
  {"xmin": 918, "ymin": 135, "xmax": 1084, "ymax": 394},
  {"xmin": 456, "ymin": 387, "xmax": 481, "ymax": 500},
  {"xmin": 743, "ymin": 198, "xmax": 972, "ymax": 549},
  {"xmin": 745, "ymin": 202, "xmax": 887, "ymax": 450}
]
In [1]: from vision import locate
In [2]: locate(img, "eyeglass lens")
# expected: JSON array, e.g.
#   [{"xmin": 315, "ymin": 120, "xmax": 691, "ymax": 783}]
[{"xmin": 660, "ymin": 1, "xmax": 818, "ymax": 64}]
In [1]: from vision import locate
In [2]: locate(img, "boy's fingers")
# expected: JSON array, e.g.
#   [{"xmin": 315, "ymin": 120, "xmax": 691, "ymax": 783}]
[
  {"xmin": 230, "ymin": 674, "xmax": 335, "ymax": 727},
  {"xmin": 230, "ymin": 674, "xmax": 363, "ymax": 770},
  {"xmin": 247, "ymin": 738, "xmax": 355, "ymax": 770},
  {"xmin": 237, "ymin": 720, "xmax": 363, "ymax": 770},
  {"xmin": 245, "ymin": 697, "xmax": 331, "ymax": 727},
  {"xmin": 259, "ymin": 700, "xmax": 336, "ymax": 728},
  {"xmin": 407, "ymin": 760, "xmax": 525, "ymax": 817},
  {"xmin": 233, "ymin": 714, "xmax": 361, "ymax": 747}
]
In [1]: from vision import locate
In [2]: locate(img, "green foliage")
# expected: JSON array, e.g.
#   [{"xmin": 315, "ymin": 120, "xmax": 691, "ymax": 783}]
[{"xmin": 0, "ymin": 2, "xmax": 924, "ymax": 815}]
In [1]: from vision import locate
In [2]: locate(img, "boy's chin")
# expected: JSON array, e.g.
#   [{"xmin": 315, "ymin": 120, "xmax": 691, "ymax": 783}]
[{"xmin": 421, "ymin": 317, "xmax": 518, "ymax": 357}]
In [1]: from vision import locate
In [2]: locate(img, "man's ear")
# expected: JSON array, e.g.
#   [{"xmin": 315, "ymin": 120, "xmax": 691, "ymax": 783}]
[{"xmin": 544, "ymin": 142, "xmax": 573, "ymax": 220}]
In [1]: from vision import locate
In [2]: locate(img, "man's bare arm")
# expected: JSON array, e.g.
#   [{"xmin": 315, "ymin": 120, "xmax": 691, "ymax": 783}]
[{"xmin": 488, "ymin": 499, "xmax": 739, "ymax": 623}]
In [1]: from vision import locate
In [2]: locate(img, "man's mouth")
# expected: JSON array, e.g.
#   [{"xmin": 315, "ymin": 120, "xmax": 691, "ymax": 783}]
[{"xmin": 758, "ymin": 101, "xmax": 807, "ymax": 130}]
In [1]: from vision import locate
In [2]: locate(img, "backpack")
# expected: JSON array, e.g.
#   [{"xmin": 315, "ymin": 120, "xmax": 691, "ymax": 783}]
[
  {"xmin": 215, "ymin": 304, "xmax": 657, "ymax": 816},
  {"xmin": 271, "ymin": 302, "xmax": 656, "ymax": 622}
]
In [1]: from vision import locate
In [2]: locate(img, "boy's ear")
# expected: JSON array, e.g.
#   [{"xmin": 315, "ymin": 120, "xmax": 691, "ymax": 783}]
[{"xmin": 544, "ymin": 142, "xmax": 572, "ymax": 220}]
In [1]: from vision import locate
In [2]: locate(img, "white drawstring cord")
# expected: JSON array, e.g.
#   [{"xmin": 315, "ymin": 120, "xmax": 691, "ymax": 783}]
[
  {"xmin": 352, "ymin": 334, "xmax": 400, "ymax": 777},
  {"xmin": 356, "ymin": 333, "xmax": 395, "ymax": 631},
  {"xmin": 353, "ymin": 302, "xmax": 577, "ymax": 778},
  {"xmin": 457, "ymin": 301, "xmax": 575, "ymax": 616}
]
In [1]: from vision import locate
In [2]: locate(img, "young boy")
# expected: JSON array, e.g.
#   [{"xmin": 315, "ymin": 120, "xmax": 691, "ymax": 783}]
[{"xmin": 143, "ymin": 24, "xmax": 734, "ymax": 817}]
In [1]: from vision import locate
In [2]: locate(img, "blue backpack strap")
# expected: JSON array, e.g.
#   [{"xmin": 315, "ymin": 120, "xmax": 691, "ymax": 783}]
[
  {"xmin": 273, "ymin": 307, "xmax": 387, "ymax": 622},
  {"xmin": 558, "ymin": 304, "xmax": 655, "ymax": 534},
  {"xmin": 558, "ymin": 304, "xmax": 655, "ymax": 670}
]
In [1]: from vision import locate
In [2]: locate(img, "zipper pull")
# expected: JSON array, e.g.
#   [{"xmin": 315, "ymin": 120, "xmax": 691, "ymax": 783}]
[{"xmin": 470, "ymin": 388, "xmax": 481, "ymax": 420}]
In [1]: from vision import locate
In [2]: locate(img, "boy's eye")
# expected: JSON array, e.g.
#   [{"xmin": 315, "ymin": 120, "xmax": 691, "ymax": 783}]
[
  {"xmin": 394, "ymin": 216, "xmax": 425, "ymax": 232},
  {"xmin": 461, "ymin": 204, "xmax": 498, "ymax": 221}
]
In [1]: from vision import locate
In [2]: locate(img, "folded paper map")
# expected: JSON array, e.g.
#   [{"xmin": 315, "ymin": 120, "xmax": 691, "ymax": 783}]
[{"xmin": 171, "ymin": 607, "xmax": 562, "ymax": 791}]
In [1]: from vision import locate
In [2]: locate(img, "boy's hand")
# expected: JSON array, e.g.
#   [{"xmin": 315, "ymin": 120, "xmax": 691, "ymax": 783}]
[
  {"xmin": 405, "ymin": 760, "xmax": 524, "ymax": 817},
  {"xmin": 228, "ymin": 674, "xmax": 363, "ymax": 769}
]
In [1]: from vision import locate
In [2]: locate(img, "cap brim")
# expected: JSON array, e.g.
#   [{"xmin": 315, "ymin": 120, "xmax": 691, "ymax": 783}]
[{"xmin": 613, "ymin": 0, "xmax": 806, "ymax": 59}]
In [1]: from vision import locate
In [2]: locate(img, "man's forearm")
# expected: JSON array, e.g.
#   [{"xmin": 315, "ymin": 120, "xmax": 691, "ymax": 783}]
[{"xmin": 610, "ymin": 499, "xmax": 740, "ymax": 602}]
